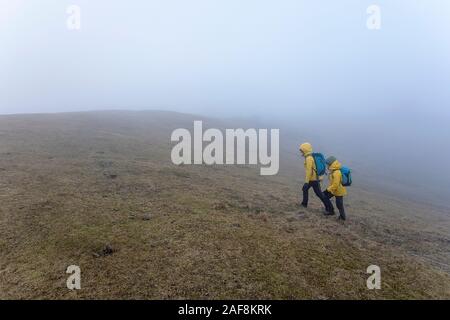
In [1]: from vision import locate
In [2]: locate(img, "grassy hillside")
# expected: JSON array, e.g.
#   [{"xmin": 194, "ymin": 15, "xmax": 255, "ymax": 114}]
[{"xmin": 0, "ymin": 111, "xmax": 449, "ymax": 299}]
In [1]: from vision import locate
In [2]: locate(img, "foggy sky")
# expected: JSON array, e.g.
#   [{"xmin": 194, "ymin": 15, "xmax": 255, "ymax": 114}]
[{"xmin": 1, "ymin": 0, "xmax": 449, "ymax": 118}]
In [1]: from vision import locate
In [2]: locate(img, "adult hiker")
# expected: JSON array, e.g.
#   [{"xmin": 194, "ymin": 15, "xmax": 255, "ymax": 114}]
[
  {"xmin": 299, "ymin": 142, "xmax": 331, "ymax": 213},
  {"xmin": 323, "ymin": 156, "xmax": 351, "ymax": 221}
]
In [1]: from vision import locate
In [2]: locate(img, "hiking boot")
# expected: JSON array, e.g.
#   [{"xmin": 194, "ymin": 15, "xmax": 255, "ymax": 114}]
[
  {"xmin": 338, "ymin": 215, "xmax": 346, "ymax": 221},
  {"xmin": 324, "ymin": 210, "xmax": 335, "ymax": 216},
  {"xmin": 301, "ymin": 203, "xmax": 308, "ymax": 208}
]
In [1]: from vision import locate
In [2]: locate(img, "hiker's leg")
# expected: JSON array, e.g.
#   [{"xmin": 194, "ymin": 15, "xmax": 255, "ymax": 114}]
[
  {"xmin": 301, "ymin": 183, "xmax": 311, "ymax": 207},
  {"xmin": 311, "ymin": 181, "xmax": 329, "ymax": 211},
  {"xmin": 336, "ymin": 196, "xmax": 346, "ymax": 220},
  {"xmin": 322, "ymin": 190, "xmax": 335, "ymax": 213}
]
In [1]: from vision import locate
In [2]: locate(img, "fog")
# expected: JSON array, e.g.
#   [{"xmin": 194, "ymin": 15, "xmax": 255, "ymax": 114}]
[{"xmin": 1, "ymin": 1, "xmax": 450, "ymax": 205}]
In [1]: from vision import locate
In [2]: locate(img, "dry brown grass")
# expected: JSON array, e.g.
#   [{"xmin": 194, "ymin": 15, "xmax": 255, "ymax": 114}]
[{"xmin": 0, "ymin": 111, "xmax": 449, "ymax": 299}]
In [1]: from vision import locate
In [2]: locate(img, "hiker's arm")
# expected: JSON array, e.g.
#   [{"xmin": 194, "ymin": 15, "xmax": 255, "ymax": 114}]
[
  {"xmin": 305, "ymin": 157, "xmax": 313, "ymax": 183},
  {"xmin": 328, "ymin": 171, "xmax": 340, "ymax": 193}
]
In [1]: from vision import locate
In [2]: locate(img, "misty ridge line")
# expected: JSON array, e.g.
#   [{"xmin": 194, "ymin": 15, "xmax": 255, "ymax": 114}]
[
  {"xmin": 0, "ymin": 109, "xmax": 449, "ymax": 210},
  {"xmin": 171, "ymin": 121, "xmax": 280, "ymax": 175}
]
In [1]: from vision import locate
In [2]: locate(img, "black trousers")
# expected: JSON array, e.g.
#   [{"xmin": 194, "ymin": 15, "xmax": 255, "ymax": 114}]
[
  {"xmin": 323, "ymin": 190, "xmax": 346, "ymax": 219},
  {"xmin": 301, "ymin": 181, "xmax": 329, "ymax": 211}
]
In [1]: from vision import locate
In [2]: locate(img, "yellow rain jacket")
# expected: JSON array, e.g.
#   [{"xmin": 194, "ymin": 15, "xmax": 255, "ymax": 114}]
[
  {"xmin": 327, "ymin": 160, "xmax": 347, "ymax": 197},
  {"xmin": 299, "ymin": 143, "xmax": 318, "ymax": 183}
]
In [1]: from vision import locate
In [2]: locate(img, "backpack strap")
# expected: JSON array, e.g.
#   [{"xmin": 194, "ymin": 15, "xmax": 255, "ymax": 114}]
[{"xmin": 307, "ymin": 154, "xmax": 319, "ymax": 178}]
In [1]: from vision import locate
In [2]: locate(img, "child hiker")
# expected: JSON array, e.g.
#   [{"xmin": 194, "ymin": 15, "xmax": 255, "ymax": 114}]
[{"xmin": 323, "ymin": 156, "xmax": 347, "ymax": 220}]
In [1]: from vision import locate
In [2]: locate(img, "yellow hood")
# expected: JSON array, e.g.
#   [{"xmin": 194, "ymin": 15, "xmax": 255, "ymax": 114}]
[
  {"xmin": 299, "ymin": 142, "xmax": 313, "ymax": 156},
  {"xmin": 329, "ymin": 160, "xmax": 342, "ymax": 171}
]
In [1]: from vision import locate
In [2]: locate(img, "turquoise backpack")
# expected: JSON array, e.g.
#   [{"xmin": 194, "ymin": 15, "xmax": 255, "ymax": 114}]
[
  {"xmin": 340, "ymin": 166, "xmax": 352, "ymax": 187},
  {"xmin": 310, "ymin": 153, "xmax": 327, "ymax": 176}
]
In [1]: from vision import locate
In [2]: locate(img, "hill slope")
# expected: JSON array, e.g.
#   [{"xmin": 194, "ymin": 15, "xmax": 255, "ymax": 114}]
[{"xmin": 0, "ymin": 111, "xmax": 449, "ymax": 299}]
